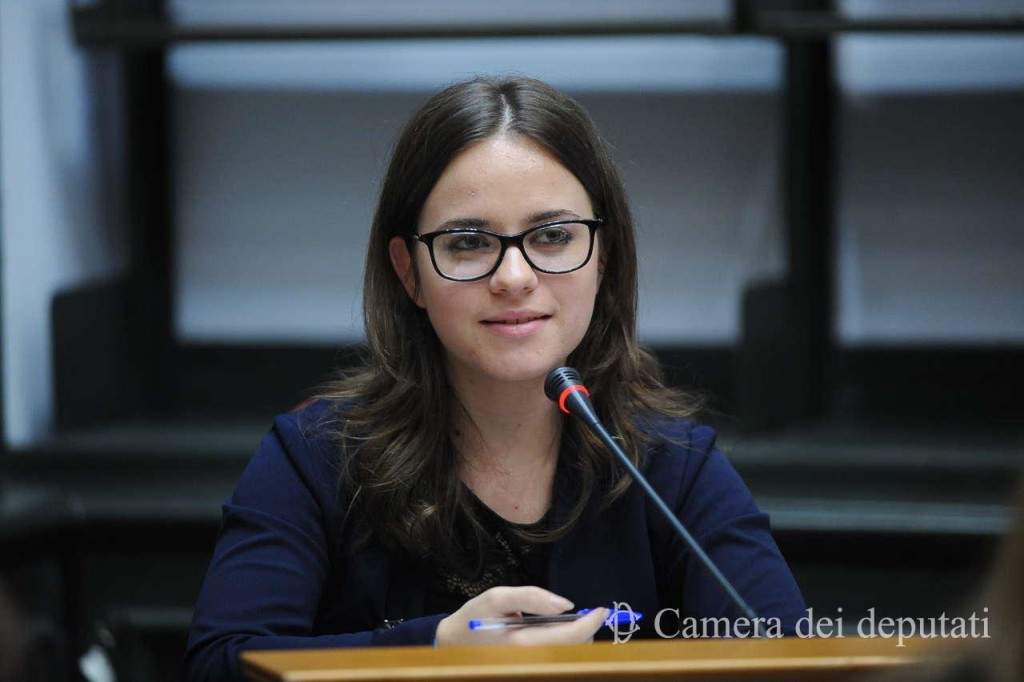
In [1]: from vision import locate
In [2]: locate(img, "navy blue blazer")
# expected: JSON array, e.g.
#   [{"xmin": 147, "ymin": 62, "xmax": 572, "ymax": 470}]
[{"xmin": 184, "ymin": 401, "xmax": 805, "ymax": 681}]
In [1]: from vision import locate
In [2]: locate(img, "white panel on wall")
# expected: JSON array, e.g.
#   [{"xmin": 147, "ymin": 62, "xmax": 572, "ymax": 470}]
[
  {"xmin": 584, "ymin": 95, "xmax": 784, "ymax": 344},
  {"xmin": 169, "ymin": 37, "xmax": 780, "ymax": 93},
  {"xmin": 841, "ymin": 0, "xmax": 1024, "ymax": 19},
  {"xmin": 1, "ymin": 0, "xmax": 127, "ymax": 448},
  {"xmin": 838, "ymin": 35, "xmax": 1024, "ymax": 94},
  {"xmin": 835, "ymin": 35, "xmax": 1024, "ymax": 346},
  {"xmin": 836, "ymin": 92, "xmax": 1024, "ymax": 346},
  {"xmin": 174, "ymin": 91, "xmax": 411, "ymax": 343},
  {"xmin": 170, "ymin": 0, "xmax": 731, "ymax": 28}
]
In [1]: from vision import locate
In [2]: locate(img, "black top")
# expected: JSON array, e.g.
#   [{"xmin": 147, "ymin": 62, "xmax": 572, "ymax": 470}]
[{"xmin": 422, "ymin": 491, "xmax": 550, "ymax": 615}]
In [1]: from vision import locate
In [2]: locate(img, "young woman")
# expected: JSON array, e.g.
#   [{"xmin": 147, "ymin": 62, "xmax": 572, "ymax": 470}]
[{"xmin": 184, "ymin": 76, "xmax": 805, "ymax": 681}]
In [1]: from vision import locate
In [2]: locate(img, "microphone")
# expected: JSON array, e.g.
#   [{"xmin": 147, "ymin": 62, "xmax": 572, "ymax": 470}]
[{"xmin": 544, "ymin": 366, "xmax": 759, "ymax": 624}]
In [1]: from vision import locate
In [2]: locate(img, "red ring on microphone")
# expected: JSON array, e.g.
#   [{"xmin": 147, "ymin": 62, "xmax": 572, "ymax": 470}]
[{"xmin": 558, "ymin": 385, "xmax": 590, "ymax": 414}]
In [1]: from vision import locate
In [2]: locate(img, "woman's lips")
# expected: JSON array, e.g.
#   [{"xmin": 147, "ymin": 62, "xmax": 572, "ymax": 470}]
[{"xmin": 481, "ymin": 314, "xmax": 551, "ymax": 338}]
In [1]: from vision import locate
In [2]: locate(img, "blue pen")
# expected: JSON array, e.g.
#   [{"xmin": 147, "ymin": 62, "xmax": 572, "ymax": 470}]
[{"xmin": 468, "ymin": 608, "xmax": 643, "ymax": 631}]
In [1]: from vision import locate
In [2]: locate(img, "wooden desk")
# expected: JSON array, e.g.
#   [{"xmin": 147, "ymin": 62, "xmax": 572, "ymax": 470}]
[{"xmin": 242, "ymin": 636, "xmax": 927, "ymax": 681}]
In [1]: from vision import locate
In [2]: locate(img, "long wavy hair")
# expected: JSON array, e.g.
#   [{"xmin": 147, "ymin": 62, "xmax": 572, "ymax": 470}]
[{"xmin": 317, "ymin": 76, "xmax": 701, "ymax": 565}]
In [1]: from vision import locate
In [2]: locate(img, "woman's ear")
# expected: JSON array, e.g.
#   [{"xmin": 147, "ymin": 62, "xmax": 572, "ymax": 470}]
[{"xmin": 389, "ymin": 236, "xmax": 424, "ymax": 307}]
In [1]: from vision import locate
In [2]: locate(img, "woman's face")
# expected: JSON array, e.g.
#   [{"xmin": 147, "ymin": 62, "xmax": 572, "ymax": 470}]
[{"xmin": 389, "ymin": 135, "xmax": 602, "ymax": 390}]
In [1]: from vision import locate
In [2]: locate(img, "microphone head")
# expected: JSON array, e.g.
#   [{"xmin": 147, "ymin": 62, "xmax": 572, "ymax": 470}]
[{"xmin": 544, "ymin": 366, "xmax": 584, "ymax": 403}]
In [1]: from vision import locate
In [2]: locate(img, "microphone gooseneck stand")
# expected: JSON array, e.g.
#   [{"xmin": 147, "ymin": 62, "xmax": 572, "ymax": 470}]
[{"xmin": 544, "ymin": 366, "xmax": 760, "ymax": 628}]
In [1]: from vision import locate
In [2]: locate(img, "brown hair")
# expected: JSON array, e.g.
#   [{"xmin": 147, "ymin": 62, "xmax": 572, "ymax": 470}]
[
  {"xmin": 976, "ymin": 481, "xmax": 1023, "ymax": 682},
  {"xmin": 316, "ymin": 76, "xmax": 701, "ymax": 564},
  {"xmin": 0, "ymin": 581, "xmax": 26, "ymax": 680}
]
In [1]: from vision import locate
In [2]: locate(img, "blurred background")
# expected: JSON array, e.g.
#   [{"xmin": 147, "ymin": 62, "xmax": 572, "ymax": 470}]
[{"xmin": 1, "ymin": 0, "xmax": 1022, "ymax": 679}]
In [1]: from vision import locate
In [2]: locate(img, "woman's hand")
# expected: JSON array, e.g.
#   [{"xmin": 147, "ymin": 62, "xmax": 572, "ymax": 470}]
[{"xmin": 435, "ymin": 586, "xmax": 608, "ymax": 646}]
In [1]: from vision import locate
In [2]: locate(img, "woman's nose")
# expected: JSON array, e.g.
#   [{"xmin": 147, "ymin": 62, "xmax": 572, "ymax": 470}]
[{"xmin": 489, "ymin": 246, "xmax": 538, "ymax": 294}]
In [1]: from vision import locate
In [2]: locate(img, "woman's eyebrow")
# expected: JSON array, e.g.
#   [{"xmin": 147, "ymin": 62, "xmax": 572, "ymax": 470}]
[
  {"xmin": 434, "ymin": 209, "xmax": 582, "ymax": 231},
  {"xmin": 528, "ymin": 209, "xmax": 582, "ymax": 223},
  {"xmin": 436, "ymin": 217, "xmax": 489, "ymax": 229}
]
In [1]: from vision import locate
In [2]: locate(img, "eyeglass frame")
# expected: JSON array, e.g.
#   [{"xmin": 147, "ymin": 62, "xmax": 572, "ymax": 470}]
[{"xmin": 407, "ymin": 218, "xmax": 604, "ymax": 282}]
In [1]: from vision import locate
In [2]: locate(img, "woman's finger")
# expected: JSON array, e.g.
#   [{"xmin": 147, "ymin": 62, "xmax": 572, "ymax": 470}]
[
  {"xmin": 436, "ymin": 585, "xmax": 576, "ymax": 646},
  {"xmin": 510, "ymin": 607, "xmax": 608, "ymax": 646}
]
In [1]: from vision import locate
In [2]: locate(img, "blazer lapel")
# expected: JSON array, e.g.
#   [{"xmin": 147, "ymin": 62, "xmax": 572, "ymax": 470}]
[{"xmin": 546, "ymin": 477, "xmax": 660, "ymax": 640}]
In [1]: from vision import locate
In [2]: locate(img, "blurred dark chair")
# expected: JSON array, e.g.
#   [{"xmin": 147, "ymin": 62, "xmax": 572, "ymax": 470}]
[{"xmin": 0, "ymin": 483, "xmax": 84, "ymax": 681}]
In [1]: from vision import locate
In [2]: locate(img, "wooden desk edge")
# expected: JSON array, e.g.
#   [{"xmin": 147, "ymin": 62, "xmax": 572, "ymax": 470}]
[{"xmin": 242, "ymin": 636, "xmax": 931, "ymax": 682}]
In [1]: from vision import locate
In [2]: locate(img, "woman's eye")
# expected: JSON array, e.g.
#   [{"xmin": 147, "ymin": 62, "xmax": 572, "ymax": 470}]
[
  {"xmin": 531, "ymin": 227, "xmax": 573, "ymax": 245},
  {"xmin": 448, "ymin": 234, "xmax": 490, "ymax": 251}
]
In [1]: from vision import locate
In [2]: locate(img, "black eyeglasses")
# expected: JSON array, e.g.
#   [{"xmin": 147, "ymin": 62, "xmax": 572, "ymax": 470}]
[{"xmin": 409, "ymin": 219, "xmax": 602, "ymax": 282}]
